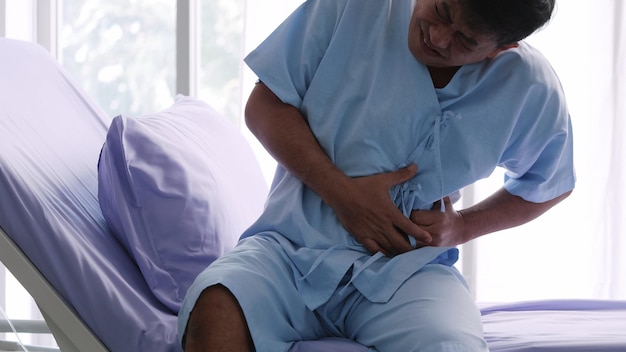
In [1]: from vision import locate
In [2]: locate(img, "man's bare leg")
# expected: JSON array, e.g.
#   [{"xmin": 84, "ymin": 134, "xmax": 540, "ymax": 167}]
[{"xmin": 184, "ymin": 284, "xmax": 253, "ymax": 352}]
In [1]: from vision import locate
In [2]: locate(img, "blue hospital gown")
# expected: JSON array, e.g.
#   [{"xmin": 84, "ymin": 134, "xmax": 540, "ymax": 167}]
[
  {"xmin": 178, "ymin": 0, "xmax": 575, "ymax": 347},
  {"xmin": 240, "ymin": 0, "xmax": 575, "ymax": 311}
]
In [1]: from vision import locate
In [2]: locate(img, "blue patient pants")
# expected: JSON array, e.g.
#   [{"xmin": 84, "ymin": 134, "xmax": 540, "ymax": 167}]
[{"xmin": 178, "ymin": 236, "xmax": 488, "ymax": 352}]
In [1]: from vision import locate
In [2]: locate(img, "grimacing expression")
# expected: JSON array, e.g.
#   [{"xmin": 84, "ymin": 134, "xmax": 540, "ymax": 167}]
[{"xmin": 408, "ymin": 0, "xmax": 516, "ymax": 67}]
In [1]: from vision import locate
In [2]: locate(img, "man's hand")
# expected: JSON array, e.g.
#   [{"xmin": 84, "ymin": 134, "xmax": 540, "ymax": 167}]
[
  {"xmin": 328, "ymin": 164, "xmax": 432, "ymax": 256},
  {"xmin": 409, "ymin": 188, "xmax": 573, "ymax": 248},
  {"xmin": 409, "ymin": 197, "xmax": 466, "ymax": 248},
  {"xmin": 246, "ymin": 83, "xmax": 433, "ymax": 255}
]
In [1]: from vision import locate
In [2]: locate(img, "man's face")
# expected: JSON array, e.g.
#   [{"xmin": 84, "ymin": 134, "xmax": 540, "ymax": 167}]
[{"xmin": 408, "ymin": 0, "xmax": 512, "ymax": 67}]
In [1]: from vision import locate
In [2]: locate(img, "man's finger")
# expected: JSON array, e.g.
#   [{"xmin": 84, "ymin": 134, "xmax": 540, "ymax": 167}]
[
  {"xmin": 362, "ymin": 238, "xmax": 391, "ymax": 257},
  {"xmin": 384, "ymin": 163, "xmax": 418, "ymax": 187},
  {"xmin": 431, "ymin": 196, "xmax": 454, "ymax": 211},
  {"xmin": 395, "ymin": 214, "xmax": 432, "ymax": 246}
]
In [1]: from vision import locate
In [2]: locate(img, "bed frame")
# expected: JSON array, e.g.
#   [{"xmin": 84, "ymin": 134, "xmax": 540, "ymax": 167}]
[{"xmin": 0, "ymin": 228, "xmax": 106, "ymax": 352}]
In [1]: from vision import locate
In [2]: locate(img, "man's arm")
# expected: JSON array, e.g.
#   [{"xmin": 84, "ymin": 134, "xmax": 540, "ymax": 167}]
[
  {"xmin": 411, "ymin": 187, "xmax": 572, "ymax": 247},
  {"xmin": 245, "ymin": 82, "xmax": 432, "ymax": 255}
]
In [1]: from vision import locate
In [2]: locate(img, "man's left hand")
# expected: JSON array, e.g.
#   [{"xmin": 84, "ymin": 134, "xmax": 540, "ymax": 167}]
[{"xmin": 409, "ymin": 197, "xmax": 466, "ymax": 248}]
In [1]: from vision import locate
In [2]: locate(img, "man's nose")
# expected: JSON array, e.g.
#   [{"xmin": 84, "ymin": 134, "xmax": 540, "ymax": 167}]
[{"xmin": 429, "ymin": 24, "xmax": 453, "ymax": 48}]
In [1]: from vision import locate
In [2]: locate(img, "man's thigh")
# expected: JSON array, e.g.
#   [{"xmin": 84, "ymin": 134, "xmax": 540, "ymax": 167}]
[{"xmin": 345, "ymin": 264, "xmax": 488, "ymax": 352}]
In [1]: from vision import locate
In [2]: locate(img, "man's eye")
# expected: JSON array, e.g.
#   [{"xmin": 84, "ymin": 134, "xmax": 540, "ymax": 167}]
[
  {"xmin": 434, "ymin": 2, "xmax": 446, "ymax": 21},
  {"xmin": 457, "ymin": 39, "xmax": 473, "ymax": 53}
]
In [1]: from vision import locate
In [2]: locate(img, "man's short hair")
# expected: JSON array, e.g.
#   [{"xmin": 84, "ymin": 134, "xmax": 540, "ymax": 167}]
[{"xmin": 460, "ymin": 0, "xmax": 556, "ymax": 46}]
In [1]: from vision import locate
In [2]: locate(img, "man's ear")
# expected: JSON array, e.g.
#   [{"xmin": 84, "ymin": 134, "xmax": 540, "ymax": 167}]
[{"xmin": 487, "ymin": 42, "xmax": 520, "ymax": 59}]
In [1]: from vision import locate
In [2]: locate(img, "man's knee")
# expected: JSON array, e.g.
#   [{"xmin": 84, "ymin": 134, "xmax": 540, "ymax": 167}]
[{"xmin": 183, "ymin": 285, "xmax": 253, "ymax": 351}]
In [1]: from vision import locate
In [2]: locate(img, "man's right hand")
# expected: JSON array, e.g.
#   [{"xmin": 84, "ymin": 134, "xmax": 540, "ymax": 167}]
[
  {"xmin": 327, "ymin": 164, "xmax": 432, "ymax": 256},
  {"xmin": 246, "ymin": 83, "xmax": 430, "ymax": 256}
]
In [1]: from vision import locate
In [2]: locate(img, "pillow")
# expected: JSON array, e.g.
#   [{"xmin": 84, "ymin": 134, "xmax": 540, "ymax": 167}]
[{"xmin": 98, "ymin": 95, "xmax": 268, "ymax": 313}]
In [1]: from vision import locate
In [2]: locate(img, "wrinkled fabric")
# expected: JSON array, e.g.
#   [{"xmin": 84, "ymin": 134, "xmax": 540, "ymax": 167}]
[
  {"xmin": 179, "ymin": 236, "xmax": 483, "ymax": 352},
  {"xmin": 241, "ymin": 0, "xmax": 574, "ymax": 311},
  {"xmin": 0, "ymin": 38, "xmax": 181, "ymax": 352}
]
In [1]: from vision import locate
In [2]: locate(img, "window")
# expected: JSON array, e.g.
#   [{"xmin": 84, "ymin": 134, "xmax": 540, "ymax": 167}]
[
  {"xmin": 198, "ymin": 0, "xmax": 246, "ymax": 123},
  {"xmin": 60, "ymin": 0, "xmax": 250, "ymax": 124},
  {"xmin": 61, "ymin": 0, "xmax": 177, "ymax": 118}
]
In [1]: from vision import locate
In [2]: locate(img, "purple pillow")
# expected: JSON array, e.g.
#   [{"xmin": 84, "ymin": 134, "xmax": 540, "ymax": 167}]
[{"xmin": 98, "ymin": 96, "xmax": 267, "ymax": 312}]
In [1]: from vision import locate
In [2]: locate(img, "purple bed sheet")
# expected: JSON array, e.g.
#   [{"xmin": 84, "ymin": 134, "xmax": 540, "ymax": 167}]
[
  {"xmin": 0, "ymin": 39, "xmax": 179, "ymax": 351},
  {"xmin": 480, "ymin": 299, "xmax": 626, "ymax": 351}
]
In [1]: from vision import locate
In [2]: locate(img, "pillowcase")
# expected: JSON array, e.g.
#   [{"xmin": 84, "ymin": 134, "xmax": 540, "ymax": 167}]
[{"xmin": 98, "ymin": 95, "xmax": 268, "ymax": 313}]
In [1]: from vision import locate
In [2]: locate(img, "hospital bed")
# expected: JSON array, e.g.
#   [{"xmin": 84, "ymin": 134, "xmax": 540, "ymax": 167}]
[{"xmin": 0, "ymin": 38, "xmax": 625, "ymax": 352}]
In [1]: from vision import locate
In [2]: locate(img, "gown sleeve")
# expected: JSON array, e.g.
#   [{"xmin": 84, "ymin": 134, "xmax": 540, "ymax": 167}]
[
  {"xmin": 244, "ymin": 0, "xmax": 347, "ymax": 109},
  {"xmin": 499, "ymin": 45, "xmax": 576, "ymax": 203}
]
